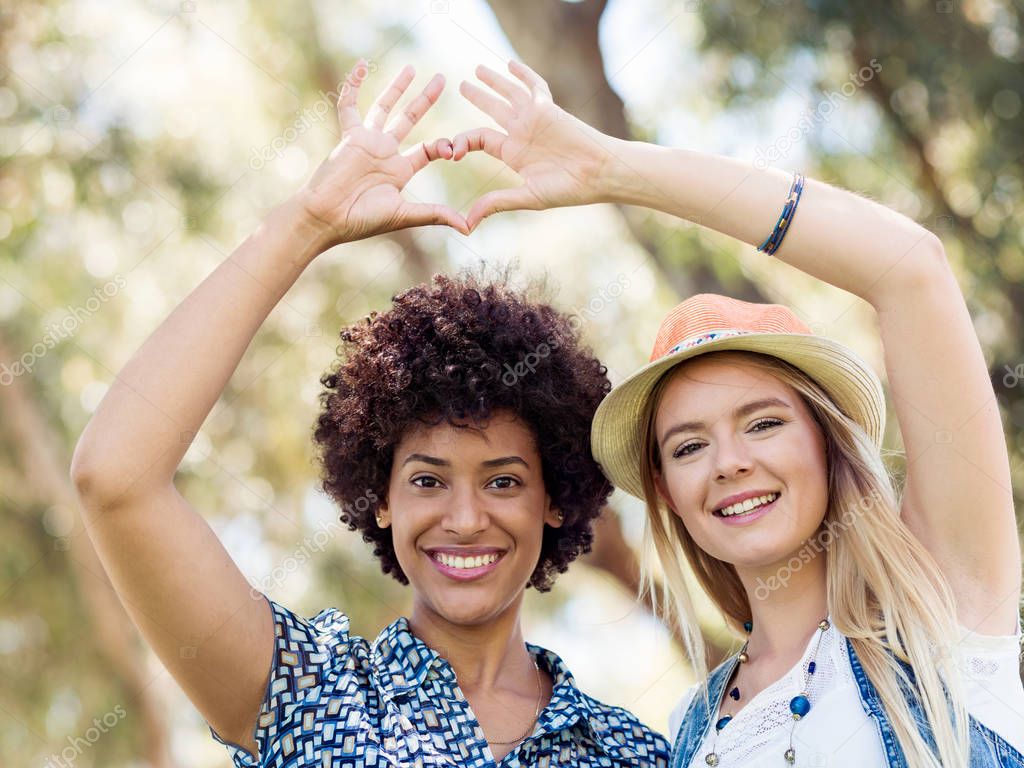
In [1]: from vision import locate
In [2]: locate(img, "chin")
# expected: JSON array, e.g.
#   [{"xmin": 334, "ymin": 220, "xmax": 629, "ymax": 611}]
[
  {"xmin": 419, "ymin": 584, "xmax": 524, "ymax": 626},
  {"xmin": 713, "ymin": 536, "xmax": 804, "ymax": 571},
  {"xmin": 430, "ymin": 598, "xmax": 511, "ymax": 627}
]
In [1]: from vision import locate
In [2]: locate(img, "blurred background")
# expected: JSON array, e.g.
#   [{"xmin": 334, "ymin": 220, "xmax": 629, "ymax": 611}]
[{"xmin": 2, "ymin": 0, "xmax": 1023, "ymax": 765}]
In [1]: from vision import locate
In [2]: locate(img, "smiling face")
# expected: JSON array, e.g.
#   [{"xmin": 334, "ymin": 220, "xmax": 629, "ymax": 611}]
[
  {"xmin": 378, "ymin": 410, "xmax": 561, "ymax": 629},
  {"xmin": 652, "ymin": 352, "xmax": 830, "ymax": 575}
]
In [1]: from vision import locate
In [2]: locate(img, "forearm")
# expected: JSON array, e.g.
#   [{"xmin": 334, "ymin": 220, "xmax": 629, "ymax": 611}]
[
  {"xmin": 596, "ymin": 138, "xmax": 944, "ymax": 305},
  {"xmin": 71, "ymin": 196, "xmax": 327, "ymax": 505}
]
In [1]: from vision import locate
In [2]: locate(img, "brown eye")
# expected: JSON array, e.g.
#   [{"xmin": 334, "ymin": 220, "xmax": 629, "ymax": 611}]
[
  {"xmin": 672, "ymin": 442, "xmax": 703, "ymax": 459},
  {"xmin": 487, "ymin": 476, "xmax": 520, "ymax": 490}
]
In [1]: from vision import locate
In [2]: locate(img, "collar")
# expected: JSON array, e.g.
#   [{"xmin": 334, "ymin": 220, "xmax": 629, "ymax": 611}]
[
  {"xmin": 525, "ymin": 643, "xmax": 646, "ymax": 762},
  {"xmin": 370, "ymin": 616, "xmax": 451, "ymax": 698},
  {"xmin": 370, "ymin": 621, "xmax": 642, "ymax": 760}
]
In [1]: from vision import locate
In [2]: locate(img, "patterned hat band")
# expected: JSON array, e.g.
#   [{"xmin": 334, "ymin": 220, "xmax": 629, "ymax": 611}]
[{"xmin": 665, "ymin": 329, "xmax": 754, "ymax": 357}]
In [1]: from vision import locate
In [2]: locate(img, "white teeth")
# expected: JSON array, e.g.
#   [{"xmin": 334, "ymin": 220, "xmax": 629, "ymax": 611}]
[
  {"xmin": 435, "ymin": 552, "xmax": 500, "ymax": 569},
  {"xmin": 718, "ymin": 493, "xmax": 779, "ymax": 517}
]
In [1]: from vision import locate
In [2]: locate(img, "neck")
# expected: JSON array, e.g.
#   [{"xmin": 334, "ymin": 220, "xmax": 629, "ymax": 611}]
[
  {"xmin": 735, "ymin": 550, "xmax": 828, "ymax": 660},
  {"xmin": 408, "ymin": 593, "xmax": 535, "ymax": 692}
]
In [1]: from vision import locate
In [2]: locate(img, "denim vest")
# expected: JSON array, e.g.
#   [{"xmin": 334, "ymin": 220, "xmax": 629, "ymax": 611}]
[{"xmin": 670, "ymin": 637, "xmax": 1024, "ymax": 768}]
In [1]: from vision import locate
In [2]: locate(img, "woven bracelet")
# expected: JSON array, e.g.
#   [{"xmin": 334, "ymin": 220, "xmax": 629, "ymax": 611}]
[{"xmin": 757, "ymin": 172, "xmax": 805, "ymax": 256}]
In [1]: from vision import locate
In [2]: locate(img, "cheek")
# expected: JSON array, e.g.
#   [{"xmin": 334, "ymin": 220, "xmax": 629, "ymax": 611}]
[{"xmin": 661, "ymin": 465, "xmax": 702, "ymax": 515}]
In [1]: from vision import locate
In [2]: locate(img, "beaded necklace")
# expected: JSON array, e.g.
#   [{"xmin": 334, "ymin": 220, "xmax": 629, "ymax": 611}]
[{"xmin": 703, "ymin": 617, "xmax": 830, "ymax": 767}]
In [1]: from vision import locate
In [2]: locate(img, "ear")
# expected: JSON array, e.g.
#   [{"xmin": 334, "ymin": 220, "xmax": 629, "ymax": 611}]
[
  {"xmin": 375, "ymin": 501, "xmax": 391, "ymax": 530},
  {"xmin": 653, "ymin": 472, "xmax": 677, "ymax": 515},
  {"xmin": 543, "ymin": 494, "xmax": 564, "ymax": 528}
]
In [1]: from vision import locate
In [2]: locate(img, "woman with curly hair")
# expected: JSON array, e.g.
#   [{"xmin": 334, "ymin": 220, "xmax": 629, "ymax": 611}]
[
  {"xmin": 70, "ymin": 61, "xmax": 670, "ymax": 767},
  {"xmin": 449, "ymin": 60, "xmax": 1024, "ymax": 767}
]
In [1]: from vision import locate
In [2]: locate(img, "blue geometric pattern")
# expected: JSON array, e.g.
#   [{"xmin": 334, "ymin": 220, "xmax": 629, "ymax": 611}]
[{"xmin": 209, "ymin": 595, "xmax": 670, "ymax": 767}]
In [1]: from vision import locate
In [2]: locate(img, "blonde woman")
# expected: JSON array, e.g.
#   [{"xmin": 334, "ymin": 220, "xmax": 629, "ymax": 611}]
[{"xmin": 452, "ymin": 60, "xmax": 1024, "ymax": 767}]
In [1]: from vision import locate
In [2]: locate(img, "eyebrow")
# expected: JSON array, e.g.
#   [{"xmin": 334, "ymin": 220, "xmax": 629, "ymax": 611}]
[
  {"xmin": 660, "ymin": 397, "xmax": 792, "ymax": 448},
  {"xmin": 401, "ymin": 453, "xmax": 530, "ymax": 469}
]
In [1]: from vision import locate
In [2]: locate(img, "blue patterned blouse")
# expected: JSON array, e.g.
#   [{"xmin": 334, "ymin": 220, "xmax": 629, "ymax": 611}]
[{"xmin": 210, "ymin": 595, "xmax": 670, "ymax": 767}]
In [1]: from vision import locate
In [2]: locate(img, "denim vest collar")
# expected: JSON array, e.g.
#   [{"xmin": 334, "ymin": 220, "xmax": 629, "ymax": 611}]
[{"xmin": 669, "ymin": 637, "xmax": 1023, "ymax": 768}]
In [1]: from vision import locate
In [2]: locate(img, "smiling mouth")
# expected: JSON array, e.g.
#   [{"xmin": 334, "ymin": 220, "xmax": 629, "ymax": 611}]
[
  {"xmin": 713, "ymin": 492, "xmax": 781, "ymax": 518},
  {"xmin": 431, "ymin": 551, "xmax": 502, "ymax": 569},
  {"xmin": 425, "ymin": 549, "xmax": 507, "ymax": 580}
]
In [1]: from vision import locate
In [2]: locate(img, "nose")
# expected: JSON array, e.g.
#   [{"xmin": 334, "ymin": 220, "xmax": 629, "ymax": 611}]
[
  {"xmin": 713, "ymin": 434, "xmax": 754, "ymax": 482},
  {"xmin": 441, "ymin": 485, "xmax": 490, "ymax": 538}
]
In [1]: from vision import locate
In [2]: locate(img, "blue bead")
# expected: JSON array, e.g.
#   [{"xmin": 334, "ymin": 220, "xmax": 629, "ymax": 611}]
[
  {"xmin": 790, "ymin": 695, "xmax": 811, "ymax": 718},
  {"xmin": 743, "ymin": 621, "xmax": 753, "ymax": 633},
  {"xmin": 729, "ymin": 687, "xmax": 740, "ymax": 701},
  {"xmin": 807, "ymin": 661, "xmax": 817, "ymax": 674},
  {"xmin": 715, "ymin": 716, "xmax": 732, "ymax": 731}
]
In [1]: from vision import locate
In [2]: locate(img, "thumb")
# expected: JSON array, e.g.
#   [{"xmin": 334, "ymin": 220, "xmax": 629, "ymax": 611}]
[
  {"xmin": 466, "ymin": 187, "xmax": 538, "ymax": 231},
  {"xmin": 397, "ymin": 202, "xmax": 470, "ymax": 235}
]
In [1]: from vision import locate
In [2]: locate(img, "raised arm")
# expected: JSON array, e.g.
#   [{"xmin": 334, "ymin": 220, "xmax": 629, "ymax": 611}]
[
  {"xmin": 70, "ymin": 62, "xmax": 466, "ymax": 758},
  {"xmin": 454, "ymin": 60, "xmax": 1020, "ymax": 634}
]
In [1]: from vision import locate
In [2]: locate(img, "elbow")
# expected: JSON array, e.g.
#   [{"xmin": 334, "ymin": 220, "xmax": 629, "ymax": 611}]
[
  {"xmin": 870, "ymin": 231, "xmax": 953, "ymax": 306},
  {"xmin": 903, "ymin": 231, "xmax": 952, "ymax": 284},
  {"xmin": 69, "ymin": 442, "xmax": 107, "ymax": 508},
  {"xmin": 69, "ymin": 438, "xmax": 126, "ymax": 510}
]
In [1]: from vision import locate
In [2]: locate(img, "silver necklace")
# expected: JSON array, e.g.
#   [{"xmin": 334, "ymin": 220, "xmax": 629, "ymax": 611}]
[{"xmin": 487, "ymin": 656, "xmax": 543, "ymax": 746}]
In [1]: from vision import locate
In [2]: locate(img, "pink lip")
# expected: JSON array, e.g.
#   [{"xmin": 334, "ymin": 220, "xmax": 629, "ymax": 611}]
[
  {"xmin": 712, "ymin": 489, "xmax": 779, "ymax": 512},
  {"xmin": 425, "ymin": 549, "xmax": 506, "ymax": 581},
  {"xmin": 715, "ymin": 495, "xmax": 779, "ymax": 526}
]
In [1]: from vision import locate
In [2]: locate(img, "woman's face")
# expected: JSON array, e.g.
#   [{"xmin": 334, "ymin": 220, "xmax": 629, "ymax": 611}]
[
  {"xmin": 653, "ymin": 353, "xmax": 829, "ymax": 575},
  {"xmin": 381, "ymin": 411, "xmax": 561, "ymax": 628}
]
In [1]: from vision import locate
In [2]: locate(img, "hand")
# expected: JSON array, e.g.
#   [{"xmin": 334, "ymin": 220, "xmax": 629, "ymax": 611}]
[
  {"xmin": 296, "ymin": 60, "xmax": 469, "ymax": 249},
  {"xmin": 451, "ymin": 60, "xmax": 613, "ymax": 232}
]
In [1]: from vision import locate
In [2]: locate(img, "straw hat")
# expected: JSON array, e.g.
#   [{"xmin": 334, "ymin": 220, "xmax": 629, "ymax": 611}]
[{"xmin": 591, "ymin": 294, "xmax": 885, "ymax": 500}]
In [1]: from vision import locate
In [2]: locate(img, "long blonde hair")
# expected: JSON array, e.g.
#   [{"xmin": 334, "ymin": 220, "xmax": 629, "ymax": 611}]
[{"xmin": 640, "ymin": 350, "xmax": 970, "ymax": 768}]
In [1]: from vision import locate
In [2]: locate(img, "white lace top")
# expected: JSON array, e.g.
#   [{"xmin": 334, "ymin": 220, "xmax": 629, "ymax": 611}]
[{"xmin": 668, "ymin": 621, "xmax": 1024, "ymax": 767}]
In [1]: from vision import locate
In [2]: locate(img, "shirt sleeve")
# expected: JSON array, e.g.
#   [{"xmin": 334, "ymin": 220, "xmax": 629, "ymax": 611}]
[
  {"xmin": 208, "ymin": 594, "xmax": 353, "ymax": 767},
  {"xmin": 667, "ymin": 683, "xmax": 700, "ymax": 741}
]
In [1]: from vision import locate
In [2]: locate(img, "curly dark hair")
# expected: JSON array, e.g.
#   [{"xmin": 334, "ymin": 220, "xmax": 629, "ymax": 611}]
[{"xmin": 313, "ymin": 272, "xmax": 612, "ymax": 592}]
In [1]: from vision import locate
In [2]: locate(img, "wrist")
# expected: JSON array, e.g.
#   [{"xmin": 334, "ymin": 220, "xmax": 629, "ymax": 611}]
[
  {"xmin": 592, "ymin": 135, "xmax": 636, "ymax": 205},
  {"xmin": 270, "ymin": 193, "xmax": 342, "ymax": 263},
  {"xmin": 593, "ymin": 137, "xmax": 661, "ymax": 208}
]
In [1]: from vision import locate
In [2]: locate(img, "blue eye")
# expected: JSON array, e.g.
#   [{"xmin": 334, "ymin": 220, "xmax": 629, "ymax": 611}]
[{"xmin": 670, "ymin": 419, "xmax": 784, "ymax": 459}]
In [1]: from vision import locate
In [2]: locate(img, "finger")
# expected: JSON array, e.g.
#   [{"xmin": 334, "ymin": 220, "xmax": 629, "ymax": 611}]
[
  {"xmin": 365, "ymin": 65, "xmax": 416, "ymax": 131},
  {"xmin": 337, "ymin": 58, "xmax": 369, "ymax": 131},
  {"xmin": 402, "ymin": 137, "xmax": 454, "ymax": 174},
  {"xmin": 508, "ymin": 59, "xmax": 552, "ymax": 97},
  {"xmin": 385, "ymin": 73, "xmax": 446, "ymax": 142},
  {"xmin": 459, "ymin": 80, "xmax": 514, "ymax": 126},
  {"xmin": 466, "ymin": 187, "xmax": 539, "ymax": 231},
  {"xmin": 475, "ymin": 64, "xmax": 528, "ymax": 106},
  {"xmin": 450, "ymin": 127, "xmax": 507, "ymax": 162},
  {"xmin": 398, "ymin": 202, "xmax": 470, "ymax": 236}
]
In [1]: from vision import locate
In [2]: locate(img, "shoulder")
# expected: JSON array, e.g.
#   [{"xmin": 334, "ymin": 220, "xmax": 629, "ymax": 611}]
[
  {"xmin": 531, "ymin": 642, "xmax": 671, "ymax": 765},
  {"xmin": 667, "ymin": 682, "xmax": 701, "ymax": 739},
  {"xmin": 264, "ymin": 597, "xmax": 371, "ymax": 679},
  {"xmin": 575, "ymin": 690, "xmax": 673, "ymax": 764}
]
